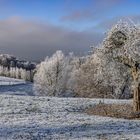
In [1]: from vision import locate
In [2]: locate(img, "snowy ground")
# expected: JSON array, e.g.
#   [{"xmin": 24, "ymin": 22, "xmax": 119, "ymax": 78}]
[
  {"xmin": 0, "ymin": 76, "xmax": 33, "ymax": 96},
  {"xmin": 0, "ymin": 76, "xmax": 26, "ymax": 86},
  {"xmin": 0, "ymin": 77, "xmax": 140, "ymax": 139}
]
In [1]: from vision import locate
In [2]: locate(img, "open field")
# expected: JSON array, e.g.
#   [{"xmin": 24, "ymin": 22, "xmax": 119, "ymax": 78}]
[{"xmin": 0, "ymin": 77, "xmax": 140, "ymax": 139}]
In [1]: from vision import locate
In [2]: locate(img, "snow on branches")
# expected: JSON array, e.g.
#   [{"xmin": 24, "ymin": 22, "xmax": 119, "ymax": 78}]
[
  {"xmin": 34, "ymin": 20, "xmax": 140, "ymax": 100},
  {"xmin": 34, "ymin": 51, "xmax": 77, "ymax": 96}
]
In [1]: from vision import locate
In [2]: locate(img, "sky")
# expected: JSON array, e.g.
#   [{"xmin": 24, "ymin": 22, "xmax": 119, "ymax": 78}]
[{"xmin": 0, "ymin": 0, "xmax": 140, "ymax": 61}]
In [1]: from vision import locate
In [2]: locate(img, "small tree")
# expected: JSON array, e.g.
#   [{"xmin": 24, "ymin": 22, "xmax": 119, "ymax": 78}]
[{"xmin": 34, "ymin": 50, "xmax": 74, "ymax": 96}]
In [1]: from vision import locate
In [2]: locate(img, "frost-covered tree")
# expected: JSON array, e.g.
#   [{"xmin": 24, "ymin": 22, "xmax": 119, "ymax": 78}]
[
  {"xmin": 34, "ymin": 50, "xmax": 74, "ymax": 96},
  {"xmin": 65, "ymin": 56, "xmax": 87, "ymax": 95},
  {"xmin": 103, "ymin": 20, "xmax": 140, "ymax": 112},
  {"xmin": 72, "ymin": 20, "xmax": 136, "ymax": 99},
  {"xmin": 71, "ymin": 54, "xmax": 110, "ymax": 98},
  {"xmin": 72, "ymin": 41, "xmax": 131, "ymax": 98},
  {"xmin": 96, "ymin": 46, "xmax": 131, "ymax": 98}
]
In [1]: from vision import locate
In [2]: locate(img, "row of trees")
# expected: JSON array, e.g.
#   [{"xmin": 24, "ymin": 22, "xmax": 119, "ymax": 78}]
[
  {"xmin": 34, "ymin": 49, "xmax": 130, "ymax": 98},
  {"xmin": 34, "ymin": 21, "xmax": 140, "ymax": 112},
  {"xmin": 0, "ymin": 54, "xmax": 36, "ymax": 81}
]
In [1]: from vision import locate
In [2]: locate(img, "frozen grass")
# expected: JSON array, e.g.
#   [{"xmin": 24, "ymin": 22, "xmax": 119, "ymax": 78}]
[
  {"xmin": 86, "ymin": 103, "xmax": 140, "ymax": 120},
  {"xmin": 0, "ymin": 95, "xmax": 139, "ymax": 139},
  {"xmin": 0, "ymin": 76, "xmax": 140, "ymax": 139}
]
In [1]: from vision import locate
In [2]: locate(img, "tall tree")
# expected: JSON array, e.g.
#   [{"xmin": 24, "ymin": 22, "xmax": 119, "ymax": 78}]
[{"xmin": 103, "ymin": 21, "xmax": 140, "ymax": 112}]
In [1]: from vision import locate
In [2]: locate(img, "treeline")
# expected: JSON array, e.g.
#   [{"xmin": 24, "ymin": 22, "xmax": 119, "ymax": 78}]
[
  {"xmin": 0, "ymin": 54, "xmax": 36, "ymax": 82},
  {"xmin": 34, "ymin": 20, "xmax": 139, "ymax": 99}
]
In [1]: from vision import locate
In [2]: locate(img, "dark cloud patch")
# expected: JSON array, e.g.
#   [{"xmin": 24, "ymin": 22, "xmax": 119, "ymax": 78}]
[{"xmin": 0, "ymin": 17, "xmax": 103, "ymax": 61}]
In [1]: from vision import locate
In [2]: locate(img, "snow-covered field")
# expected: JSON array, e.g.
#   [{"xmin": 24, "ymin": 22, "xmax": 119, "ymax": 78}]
[
  {"xmin": 0, "ymin": 76, "xmax": 140, "ymax": 139},
  {"xmin": 0, "ymin": 76, "xmax": 33, "ymax": 96},
  {"xmin": 0, "ymin": 76, "xmax": 26, "ymax": 86}
]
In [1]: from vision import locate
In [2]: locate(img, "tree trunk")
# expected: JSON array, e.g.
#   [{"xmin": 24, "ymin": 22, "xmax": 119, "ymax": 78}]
[
  {"xmin": 133, "ymin": 84, "xmax": 140, "ymax": 112},
  {"xmin": 132, "ymin": 66, "xmax": 140, "ymax": 112}
]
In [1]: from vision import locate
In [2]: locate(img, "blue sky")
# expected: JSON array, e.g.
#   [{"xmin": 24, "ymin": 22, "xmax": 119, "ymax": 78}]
[
  {"xmin": 0, "ymin": 0, "xmax": 140, "ymax": 61},
  {"xmin": 1, "ymin": 0, "xmax": 140, "ymax": 30}
]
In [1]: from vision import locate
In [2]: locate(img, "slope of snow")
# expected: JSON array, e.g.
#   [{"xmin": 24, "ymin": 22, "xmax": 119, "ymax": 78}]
[
  {"xmin": 0, "ymin": 76, "xmax": 34, "ymax": 96},
  {"xmin": 0, "ymin": 76, "xmax": 26, "ymax": 85},
  {"xmin": 0, "ymin": 95, "xmax": 139, "ymax": 140}
]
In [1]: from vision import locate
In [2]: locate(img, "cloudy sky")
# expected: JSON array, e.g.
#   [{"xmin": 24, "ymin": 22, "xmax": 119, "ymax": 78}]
[{"xmin": 0, "ymin": 0, "xmax": 140, "ymax": 61}]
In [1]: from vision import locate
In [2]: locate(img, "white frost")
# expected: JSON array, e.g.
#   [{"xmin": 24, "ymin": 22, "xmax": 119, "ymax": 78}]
[
  {"xmin": 0, "ymin": 94, "xmax": 139, "ymax": 140},
  {"xmin": 0, "ymin": 76, "xmax": 26, "ymax": 85}
]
